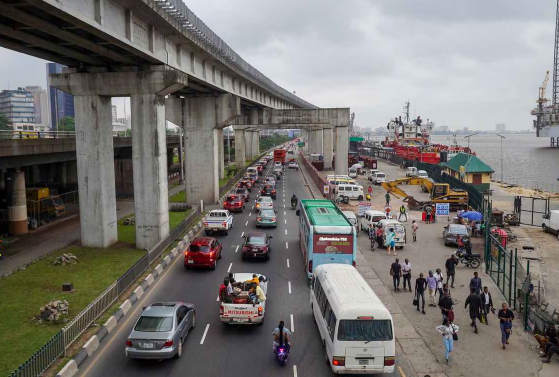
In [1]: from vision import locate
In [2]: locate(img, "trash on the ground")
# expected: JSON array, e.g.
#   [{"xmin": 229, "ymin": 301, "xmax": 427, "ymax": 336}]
[
  {"xmin": 53, "ymin": 253, "xmax": 78, "ymax": 265},
  {"xmin": 123, "ymin": 216, "xmax": 135, "ymax": 225}
]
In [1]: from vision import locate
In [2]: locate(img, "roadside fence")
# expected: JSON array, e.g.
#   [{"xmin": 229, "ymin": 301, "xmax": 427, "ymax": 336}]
[
  {"xmin": 299, "ymin": 152, "xmax": 334, "ymax": 200},
  {"xmin": 9, "ymin": 206, "xmax": 202, "ymax": 377}
]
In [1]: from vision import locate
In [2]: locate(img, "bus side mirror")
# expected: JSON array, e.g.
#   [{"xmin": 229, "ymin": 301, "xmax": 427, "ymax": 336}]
[{"xmin": 296, "ymin": 210, "xmax": 300, "ymax": 216}]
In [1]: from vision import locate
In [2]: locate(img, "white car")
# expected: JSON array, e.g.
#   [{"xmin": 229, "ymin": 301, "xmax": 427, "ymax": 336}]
[
  {"xmin": 367, "ymin": 169, "xmax": 379, "ymax": 181},
  {"xmin": 372, "ymin": 172, "xmax": 387, "ymax": 185},
  {"xmin": 288, "ymin": 161, "xmax": 298, "ymax": 169},
  {"xmin": 348, "ymin": 168, "xmax": 358, "ymax": 178},
  {"xmin": 255, "ymin": 196, "xmax": 274, "ymax": 211},
  {"xmin": 274, "ymin": 161, "xmax": 282, "ymax": 168},
  {"xmin": 418, "ymin": 170, "xmax": 429, "ymax": 178}
]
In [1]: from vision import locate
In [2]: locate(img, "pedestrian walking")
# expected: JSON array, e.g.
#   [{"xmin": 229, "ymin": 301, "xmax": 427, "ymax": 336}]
[
  {"xmin": 376, "ymin": 225, "xmax": 384, "ymax": 250},
  {"xmin": 465, "ymin": 288, "xmax": 483, "ymax": 334},
  {"xmin": 436, "ymin": 319, "xmax": 459, "ymax": 365},
  {"xmin": 411, "ymin": 220, "xmax": 418, "ymax": 242},
  {"xmin": 385, "ymin": 192, "xmax": 391, "ymax": 207},
  {"xmin": 415, "ymin": 273, "xmax": 427, "ymax": 314},
  {"xmin": 398, "ymin": 205, "xmax": 408, "ymax": 221},
  {"xmin": 498, "ymin": 303, "xmax": 515, "ymax": 349},
  {"xmin": 480, "ymin": 286, "xmax": 494, "ymax": 325},
  {"xmin": 445, "ymin": 255, "xmax": 458, "ymax": 288},
  {"xmin": 401, "ymin": 258, "xmax": 412, "ymax": 292},
  {"xmin": 425, "ymin": 205, "xmax": 432, "ymax": 224},
  {"xmin": 368, "ymin": 185, "xmax": 373, "ymax": 197},
  {"xmin": 385, "ymin": 206, "xmax": 392, "ymax": 219},
  {"xmin": 431, "ymin": 204, "xmax": 437, "ymax": 223},
  {"xmin": 426, "ymin": 270, "xmax": 438, "ymax": 307},
  {"xmin": 434, "ymin": 268, "xmax": 444, "ymax": 299},
  {"xmin": 439, "ymin": 289, "xmax": 454, "ymax": 323},
  {"xmin": 469, "ymin": 271, "xmax": 482, "ymax": 295},
  {"xmin": 385, "ymin": 228, "xmax": 397, "ymax": 256},
  {"xmin": 390, "ymin": 258, "xmax": 402, "ymax": 291}
]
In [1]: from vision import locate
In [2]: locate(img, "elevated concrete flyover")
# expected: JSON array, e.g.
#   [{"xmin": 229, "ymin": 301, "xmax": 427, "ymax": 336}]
[{"xmin": 233, "ymin": 108, "xmax": 350, "ymax": 174}]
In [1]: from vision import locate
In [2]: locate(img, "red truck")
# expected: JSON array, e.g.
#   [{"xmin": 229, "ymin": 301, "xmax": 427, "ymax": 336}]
[{"xmin": 273, "ymin": 149, "xmax": 286, "ymax": 164}]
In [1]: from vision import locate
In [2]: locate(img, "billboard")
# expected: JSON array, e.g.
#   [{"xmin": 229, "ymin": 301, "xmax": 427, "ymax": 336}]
[{"xmin": 313, "ymin": 234, "xmax": 353, "ymax": 254}]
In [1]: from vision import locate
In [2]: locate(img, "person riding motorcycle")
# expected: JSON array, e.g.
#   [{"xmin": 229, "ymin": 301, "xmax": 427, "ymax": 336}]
[
  {"xmin": 457, "ymin": 236, "xmax": 472, "ymax": 257},
  {"xmin": 272, "ymin": 320, "xmax": 292, "ymax": 352},
  {"xmin": 291, "ymin": 195, "xmax": 298, "ymax": 207}
]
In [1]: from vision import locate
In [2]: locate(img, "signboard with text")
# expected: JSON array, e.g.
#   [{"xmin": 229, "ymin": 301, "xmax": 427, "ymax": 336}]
[
  {"xmin": 358, "ymin": 202, "xmax": 372, "ymax": 216},
  {"xmin": 436, "ymin": 203, "xmax": 450, "ymax": 216},
  {"xmin": 313, "ymin": 234, "xmax": 353, "ymax": 254}
]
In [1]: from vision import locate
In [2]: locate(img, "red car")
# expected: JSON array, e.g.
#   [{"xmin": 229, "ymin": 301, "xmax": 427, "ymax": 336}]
[
  {"xmin": 241, "ymin": 232, "xmax": 273, "ymax": 261},
  {"xmin": 256, "ymin": 164, "xmax": 264, "ymax": 175},
  {"xmin": 238, "ymin": 180, "xmax": 252, "ymax": 192},
  {"xmin": 185, "ymin": 237, "xmax": 222, "ymax": 270},
  {"xmin": 223, "ymin": 195, "xmax": 245, "ymax": 213}
]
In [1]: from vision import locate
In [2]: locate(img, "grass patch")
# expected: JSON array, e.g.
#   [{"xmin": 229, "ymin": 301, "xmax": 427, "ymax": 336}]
[
  {"xmin": 169, "ymin": 190, "xmax": 186, "ymax": 203},
  {"xmin": 173, "ymin": 155, "xmax": 179, "ymax": 164},
  {"xmin": 219, "ymin": 178, "xmax": 230, "ymax": 188},
  {"xmin": 0, "ymin": 245, "xmax": 145, "ymax": 377}
]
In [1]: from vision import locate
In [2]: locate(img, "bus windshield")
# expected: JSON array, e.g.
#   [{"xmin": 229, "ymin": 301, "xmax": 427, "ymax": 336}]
[{"xmin": 337, "ymin": 319, "xmax": 393, "ymax": 342}]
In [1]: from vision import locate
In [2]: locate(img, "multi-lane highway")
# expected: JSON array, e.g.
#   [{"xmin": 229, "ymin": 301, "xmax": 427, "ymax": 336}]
[{"xmin": 75, "ymin": 157, "xmax": 412, "ymax": 377}]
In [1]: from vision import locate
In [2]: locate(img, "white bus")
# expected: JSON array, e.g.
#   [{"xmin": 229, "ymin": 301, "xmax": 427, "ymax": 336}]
[{"xmin": 311, "ymin": 264, "xmax": 395, "ymax": 374}]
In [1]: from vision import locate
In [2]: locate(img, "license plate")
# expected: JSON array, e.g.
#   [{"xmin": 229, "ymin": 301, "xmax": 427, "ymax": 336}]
[
  {"xmin": 253, "ymin": 254, "xmax": 257, "ymax": 257},
  {"xmin": 143, "ymin": 343, "xmax": 154, "ymax": 349},
  {"xmin": 359, "ymin": 359, "xmax": 369, "ymax": 365},
  {"xmin": 253, "ymin": 249, "xmax": 259, "ymax": 252},
  {"xmin": 188, "ymin": 260, "xmax": 194, "ymax": 264}
]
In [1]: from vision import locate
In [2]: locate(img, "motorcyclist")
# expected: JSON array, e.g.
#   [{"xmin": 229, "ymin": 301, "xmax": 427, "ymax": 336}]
[
  {"xmin": 291, "ymin": 194, "xmax": 298, "ymax": 207},
  {"xmin": 272, "ymin": 320, "xmax": 292, "ymax": 352}
]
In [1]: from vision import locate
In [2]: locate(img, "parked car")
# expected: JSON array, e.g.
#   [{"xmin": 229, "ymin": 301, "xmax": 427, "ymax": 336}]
[
  {"xmin": 256, "ymin": 209, "xmax": 278, "ymax": 228},
  {"xmin": 126, "ymin": 302, "xmax": 196, "ymax": 360},
  {"xmin": 204, "ymin": 210, "xmax": 233, "ymax": 235},
  {"xmin": 223, "ymin": 195, "xmax": 245, "ymax": 213},
  {"xmin": 360, "ymin": 210, "xmax": 388, "ymax": 231},
  {"xmin": 241, "ymin": 232, "xmax": 273, "ymax": 260},
  {"xmin": 348, "ymin": 168, "xmax": 358, "ymax": 178},
  {"xmin": 335, "ymin": 184, "xmax": 364, "ymax": 200},
  {"xmin": 255, "ymin": 196, "xmax": 274, "ymax": 211},
  {"xmin": 261, "ymin": 184, "xmax": 277, "ymax": 199},
  {"xmin": 542, "ymin": 210, "xmax": 559, "ymax": 240},
  {"xmin": 378, "ymin": 219, "xmax": 406, "ymax": 248},
  {"xmin": 405, "ymin": 167, "xmax": 418, "ymax": 177},
  {"xmin": 367, "ymin": 169, "xmax": 379, "ymax": 182},
  {"xmin": 234, "ymin": 188, "xmax": 250, "ymax": 202},
  {"xmin": 185, "ymin": 237, "xmax": 223, "ymax": 269},
  {"xmin": 443, "ymin": 224, "xmax": 470, "ymax": 246},
  {"xmin": 418, "ymin": 170, "xmax": 429, "ymax": 178},
  {"xmin": 372, "ymin": 171, "xmax": 387, "ymax": 185}
]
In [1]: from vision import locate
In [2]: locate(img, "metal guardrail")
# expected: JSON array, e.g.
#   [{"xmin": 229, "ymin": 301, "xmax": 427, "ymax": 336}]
[
  {"xmin": 502, "ymin": 176, "xmax": 559, "ymax": 194},
  {"xmin": 152, "ymin": 0, "xmax": 315, "ymax": 109},
  {"xmin": 9, "ymin": 206, "xmax": 202, "ymax": 377},
  {"xmin": 0, "ymin": 130, "xmax": 181, "ymax": 140}
]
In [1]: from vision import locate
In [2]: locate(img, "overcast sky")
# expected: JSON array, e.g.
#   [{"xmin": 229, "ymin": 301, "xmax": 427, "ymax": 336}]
[{"xmin": 0, "ymin": 0, "xmax": 555, "ymax": 130}]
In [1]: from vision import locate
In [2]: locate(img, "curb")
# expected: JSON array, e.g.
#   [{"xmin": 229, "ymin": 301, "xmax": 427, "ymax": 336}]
[{"xmin": 55, "ymin": 219, "xmax": 205, "ymax": 377}]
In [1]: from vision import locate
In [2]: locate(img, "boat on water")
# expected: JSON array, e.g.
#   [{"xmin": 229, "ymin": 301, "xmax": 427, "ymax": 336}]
[{"xmin": 382, "ymin": 102, "xmax": 474, "ymax": 164}]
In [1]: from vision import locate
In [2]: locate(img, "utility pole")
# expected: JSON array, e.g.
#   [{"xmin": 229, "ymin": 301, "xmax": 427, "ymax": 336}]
[
  {"xmin": 496, "ymin": 134, "xmax": 505, "ymax": 183},
  {"xmin": 463, "ymin": 133, "xmax": 479, "ymax": 181}
]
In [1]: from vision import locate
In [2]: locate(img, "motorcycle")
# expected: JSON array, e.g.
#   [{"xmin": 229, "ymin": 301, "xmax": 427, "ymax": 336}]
[
  {"xmin": 275, "ymin": 345, "xmax": 290, "ymax": 366},
  {"xmin": 454, "ymin": 248, "xmax": 482, "ymax": 269},
  {"xmin": 291, "ymin": 200, "xmax": 297, "ymax": 210}
]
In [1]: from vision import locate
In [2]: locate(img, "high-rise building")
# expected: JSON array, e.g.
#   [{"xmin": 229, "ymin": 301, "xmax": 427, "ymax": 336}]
[
  {"xmin": 495, "ymin": 123, "xmax": 506, "ymax": 133},
  {"xmin": 111, "ymin": 105, "xmax": 117, "ymax": 122},
  {"xmin": 25, "ymin": 86, "xmax": 50, "ymax": 127},
  {"xmin": 47, "ymin": 63, "xmax": 75, "ymax": 129},
  {"xmin": 0, "ymin": 88, "xmax": 36, "ymax": 124}
]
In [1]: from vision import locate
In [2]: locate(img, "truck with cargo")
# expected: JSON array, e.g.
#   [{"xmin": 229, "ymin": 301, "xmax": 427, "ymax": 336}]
[
  {"xmin": 204, "ymin": 210, "xmax": 233, "ymax": 235},
  {"xmin": 220, "ymin": 273, "xmax": 268, "ymax": 325}
]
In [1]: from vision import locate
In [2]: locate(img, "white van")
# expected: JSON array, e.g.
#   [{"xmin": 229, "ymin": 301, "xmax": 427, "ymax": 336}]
[
  {"xmin": 367, "ymin": 169, "xmax": 379, "ymax": 182},
  {"xmin": 542, "ymin": 210, "xmax": 559, "ymax": 240},
  {"xmin": 247, "ymin": 167, "xmax": 258, "ymax": 176},
  {"xmin": 327, "ymin": 175, "xmax": 352, "ymax": 181},
  {"xmin": 372, "ymin": 172, "xmax": 387, "ymax": 185},
  {"xmin": 311, "ymin": 264, "xmax": 396, "ymax": 374},
  {"xmin": 360, "ymin": 210, "xmax": 388, "ymax": 231},
  {"xmin": 378, "ymin": 219, "xmax": 406, "ymax": 248},
  {"xmin": 336, "ymin": 184, "xmax": 364, "ymax": 201},
  {"xmin": 342, "ymin": 211, "xmax": 359, "ymax": 236}
]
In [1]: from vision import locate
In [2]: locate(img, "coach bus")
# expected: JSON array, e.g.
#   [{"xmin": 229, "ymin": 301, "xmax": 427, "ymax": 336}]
[{"xmin": 296, "ymin": 199, "xmax": 357, "ymax": 279}]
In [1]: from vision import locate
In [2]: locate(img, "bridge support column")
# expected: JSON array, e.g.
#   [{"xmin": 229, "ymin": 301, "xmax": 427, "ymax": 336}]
[
  {"xmin": 6, "ymin": 170, "xmax": 28, "ymax": 235},
  {"xmin": 252, "ymin": 130, "xmax": 260, "ymax": 158},
  {"xmin": 185, "ymin": 94, "xmax": 240, "ymax": 204},
  {"xmin": 335, "ymin": 126, "xmax": 349, "ymax": 175},
  {"xmin": 131, "ymin": 93, "xmax": 170, "ymax": 250},
  {"xmin": 323, "ymin": 128, "xmax": 333, "ymax": 170},
  {"xmin": 244, "ymin": 130, "xmax": 253, "ymax": 161},
  {"xmin": 75, "ymin": 95, "xmax": 117, "ymax": 247},
  {"xmin": 217, "ymin": 128, "xmax": 225, "ymax": 180},
  {"xmin": 234, "ymin": 127, "xmax": 247, "ymax": 169},
  {"xmin": 310, "ymin": 129, "xmax": 323, "ymax": 155}
]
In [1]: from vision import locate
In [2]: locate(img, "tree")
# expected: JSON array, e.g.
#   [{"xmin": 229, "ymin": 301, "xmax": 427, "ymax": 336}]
[
  {"xmin": 57, "ymin": 116, "xmax": 75, "ymax": 131},
  {"xmin": 0, "ymin": 112, "xmax": 11, "ymax": 131}
]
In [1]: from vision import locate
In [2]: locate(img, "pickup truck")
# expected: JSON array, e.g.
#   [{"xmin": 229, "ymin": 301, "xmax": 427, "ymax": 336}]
[
  {"xmin": 204, "ymin": 210, "xmax": 233, "ymax": 235},
  {"xmin": 220, "ymin": 273, "xmax": 268, "ymax": 325}
]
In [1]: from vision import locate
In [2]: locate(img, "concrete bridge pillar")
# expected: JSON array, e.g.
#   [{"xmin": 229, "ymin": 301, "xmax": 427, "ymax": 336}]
[
  {"xmin": 217, "ymin": 128, "xmax": 225, "ymax": 180},
  {"xmin": 252, "ymin": 130, "xmax": 260, "ymax": 158},
  {"xmin": 6, "ymin": 170, "xmax": 28, "ymax": 236},
  {"xmin": 234, "ymin": 126, "xmax": 247, "ymax": 169},
  {"xmin": 244, "ymin": 130, "xmax": 253, "ymax": 161},
  {"xmin": 184, "ymin": 94, "xmax": 240, "ymax": 204},
  {"xmin": 130, "ymin": 92, "xmax": 170, "ymax": 250},
  {"xmin": 310, "ymin": 129, "xmax": 323, "ymax": 155},
  {"xmin": 323, "ymin": 127, "xmax": 333, "ymax": 170},
  {"xmin": 335, "ymin": 126, "xmax": 349, "ymax": 175}
]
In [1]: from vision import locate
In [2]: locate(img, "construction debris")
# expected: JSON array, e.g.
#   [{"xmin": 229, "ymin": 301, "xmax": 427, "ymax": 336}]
[
  {"xmin": 37, "ymin": 300, "xmax": 69, "ymax": 322},
  {"xmin": 53, "ymin": 253, "xmax": 78, "ymax": 265},
  {"xmin": 123, "ymin": 216, "xmax": 135, "ymax": 225}
]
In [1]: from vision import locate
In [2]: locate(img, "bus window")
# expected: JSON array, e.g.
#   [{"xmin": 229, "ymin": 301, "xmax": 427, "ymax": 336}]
[
  {"xmin": 337, "ymin": 320, "xmax": 393, "ymax": 342},
  {"xmin": 326, "ymin": 306, "xmax": 337, "ymax": 341}
]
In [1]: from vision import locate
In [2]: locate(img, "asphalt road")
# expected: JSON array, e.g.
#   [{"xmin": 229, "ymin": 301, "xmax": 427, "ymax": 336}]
[{"xmin": 75, "ymin": 158, "xmax": 414, "ymax": 377}]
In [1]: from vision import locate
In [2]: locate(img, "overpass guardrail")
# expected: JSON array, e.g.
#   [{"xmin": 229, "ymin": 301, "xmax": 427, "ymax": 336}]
[{"xmin": 0, "ymin": 130, "xmax": 181, "ymax": 140}]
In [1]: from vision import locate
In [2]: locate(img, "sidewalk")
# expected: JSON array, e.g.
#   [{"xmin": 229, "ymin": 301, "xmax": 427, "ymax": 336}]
[
  {"xmin": 0, "ymin": 184, "xmax": 187, "ymax": 278},
  {"xmin": 316, "ymin": 160, "xmax": 554, "ymax": 376}
]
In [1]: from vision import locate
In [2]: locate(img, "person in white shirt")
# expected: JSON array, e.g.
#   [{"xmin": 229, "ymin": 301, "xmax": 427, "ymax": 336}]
[
  {"xmin": 401, "ymin": 258, "xmax": 412, "ymax": 292},
  {"xmin": 433, "ymin": 268, "xmax": 444, "ymax": 299},
  {"xmin": 436, "ymin": 319, "xmax": 459, "ymax": 365},
  {"xmin": 258, "ymin": 276, "xmax": 268, "ymax": 294}
]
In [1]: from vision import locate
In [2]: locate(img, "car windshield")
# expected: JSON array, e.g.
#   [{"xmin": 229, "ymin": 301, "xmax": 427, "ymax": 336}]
[
  {"xmin": 247, "ymin": 236, "xmax": 266, "ymax": 245},
  {"xmin": 190, "ymin": 245, "xmax": 210, "ymax": 253},
  {"xmin": 260, "ymin": 210, "xmax": 275, "ymax": 217},
  {"xmin": 235, "ymin": 190, "xmax": 245, "ymax": 195},
  {"xmin": 134, "ymin": 316, "xmax": 173, "ymax": 332},
  {"xmin": 449, "ymin": 225, "xmax": 469, "ymax": 235},
  {"xmin": 337, "ymin": 320, "xmax": 393, "ymax": 342},
  {"xmin": 259, "ymin": 197, "xmax": 272, "ymax": 203},
  {"xmin": 376, "ymin": 173, "xmax": 385, "ymax": 178}
]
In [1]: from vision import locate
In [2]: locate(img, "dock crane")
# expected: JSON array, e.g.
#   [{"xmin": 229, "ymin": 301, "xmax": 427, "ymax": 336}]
[{"xmin": 534, "ymin": 71, "xmax": 550, "ymax": 137}]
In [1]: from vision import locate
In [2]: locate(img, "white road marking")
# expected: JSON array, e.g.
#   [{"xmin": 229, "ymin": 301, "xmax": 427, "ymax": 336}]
[
  {"xmin": 283, "ymin": 198, "xmax": 286, "ymax": 202},
  {"xmin": 287, "ymin": 258, "xmax": 290, "ymax": 268},
  {"xmin": 235, "ymin": 245, "xmax": 239, "ymax": 253},
  {"xmin": 241, "ymin": 231, "xmax": 244, "ymax": 237},
  {"xmin": 249, "ymin": 213, "xmax": 252, "ymax": 217},
  {"xmin": 200, "ymin": 324, "xmax": 210, "ymax": 344},
  {"xmin": 286, "ymin": 241, "xmax": 289, "ymax": 249},
  {"xmin": 288, "ymin": 281, "xmax": 292, "ymax": 294},
  {"xmin": 285, "ymin": 219, "xmax": 287, "ymax": 224},
  {"xmin": 284, "ymin": 211, "xmax": 286, "ymax": 215},
  {"xmin": 285, "ymin": 229, "xmax": 287, "ymax": 235},
  {"xmin": 216, "ymin": 295, "xmax": 219, "ymax": 301},
  {"xmin": 252, "ymin": 206, "xmax": 254, "ymax": 209},
  {"xmin": 290, "ymin": 314, "xmax": 295, "ymax": 333},
  {"xmin": 293, "ymin": 365, "xmax": 298, "ymax": 377},
  {"xmin": 284, "ymin": 204, "xmax": 286, "ymax": 208},
  {"xmin": 227, "ymin": 263, "xmax": 233, "ymax": 273},
  {"xmin": 245, "ymin": 221, "xmax": 248, "ymax": 226}
]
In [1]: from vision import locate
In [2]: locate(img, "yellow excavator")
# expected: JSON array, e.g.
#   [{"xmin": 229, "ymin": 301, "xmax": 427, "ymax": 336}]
[{"xmin": 381, "ymin": 177, "xmax": 468, "ymax": 210}]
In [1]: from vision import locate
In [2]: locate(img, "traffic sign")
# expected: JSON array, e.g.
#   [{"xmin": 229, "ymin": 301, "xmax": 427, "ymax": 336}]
[{"xmin": 436, "ymin": 203, "xmax": 450, "ymax": 216}]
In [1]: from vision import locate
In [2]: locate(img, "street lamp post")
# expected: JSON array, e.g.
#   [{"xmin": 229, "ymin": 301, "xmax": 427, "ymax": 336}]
[
  {"xmin": 463, "ymin": 133, "xmax": 479, "ymax": 182},
  {"xmin": 496, "ymin": 134, "xmax": 505, "ymax": 184}
]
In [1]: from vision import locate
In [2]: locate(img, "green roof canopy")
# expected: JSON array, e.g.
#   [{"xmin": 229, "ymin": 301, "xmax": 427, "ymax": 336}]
[
  {"xmin": 350, "ymin": 136, "xmax": 364, "ymax": 142},
  {"xmin": 301, "ymin": 199, "xmax": 349, "ymax": 226},
  {"xmin": 443, "ymin": 152, "xmax": 494, "ymax": 174}
]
